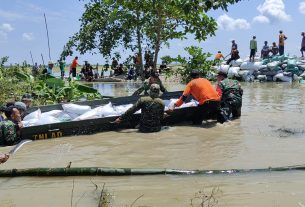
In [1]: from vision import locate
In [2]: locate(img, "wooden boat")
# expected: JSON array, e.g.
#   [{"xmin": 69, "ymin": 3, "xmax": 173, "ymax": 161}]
[{"xmin": 21, "ymin": 91, "xmax": 197, "ymax": 141}]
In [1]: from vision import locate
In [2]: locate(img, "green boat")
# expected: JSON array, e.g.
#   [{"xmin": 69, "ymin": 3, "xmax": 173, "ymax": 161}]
[{"xmin": 21, "ymin": 91, "xmax": 197, "ymax": 141}]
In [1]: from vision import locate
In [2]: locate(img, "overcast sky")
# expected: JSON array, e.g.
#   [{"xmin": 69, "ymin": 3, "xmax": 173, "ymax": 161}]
[{"xmin": 0, "ymin": 0, "xmax": 304, "ymax": 65}]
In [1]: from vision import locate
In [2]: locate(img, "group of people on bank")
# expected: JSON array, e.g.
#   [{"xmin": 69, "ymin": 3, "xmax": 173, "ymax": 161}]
[{"xmin": 215, "ymin": 30, "xmax": 305, "ymax": 64}]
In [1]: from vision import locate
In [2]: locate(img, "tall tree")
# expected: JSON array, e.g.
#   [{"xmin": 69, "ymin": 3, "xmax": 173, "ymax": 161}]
[{"xmin": 62, "ymin": 0, "xmax": 242, "ymax": 70}]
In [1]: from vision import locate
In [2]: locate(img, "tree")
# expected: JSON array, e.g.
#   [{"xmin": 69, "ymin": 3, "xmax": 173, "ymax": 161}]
[{"xmin": 62, "ymin": 0, "xmax": 243, "ymax": 70}]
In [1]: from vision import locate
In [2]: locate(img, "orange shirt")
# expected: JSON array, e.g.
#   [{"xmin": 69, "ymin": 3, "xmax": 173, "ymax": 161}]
[
  {"xmin": 215, "ymin": 53, "xmax": 224, "ymax": 60},
  {"xmin": 71, "ymin": 59, "xmax": 78, "ymax": 68},
  {"xmin": 175, "ymin": 78, "xmax": 220, "ymax": 107}
]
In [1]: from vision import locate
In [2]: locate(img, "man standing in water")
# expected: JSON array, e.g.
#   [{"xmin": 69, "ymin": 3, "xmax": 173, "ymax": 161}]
[
  {"xmin": 171, "ymin": 69, "xmax": 220, "ymax": 125},
  {"xmin": 114, "ymin": 84, "xmax": 165, "ymax": 133},
  {"xmin": 132, "ymin": 71, "xmax": 167, "ymax": 96},
  {"xmin": 279, "ymin": 30, "xmax": 287, "ymax": 56},
  {"xmin": 216, "ymin": 71, "xmax": 243, "ymax": 123}
]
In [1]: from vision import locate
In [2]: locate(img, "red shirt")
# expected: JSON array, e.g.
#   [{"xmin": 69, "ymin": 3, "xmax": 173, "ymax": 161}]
[{"xmin": 71, "ymin": 59, "xmax": 78, "ymax": 68}]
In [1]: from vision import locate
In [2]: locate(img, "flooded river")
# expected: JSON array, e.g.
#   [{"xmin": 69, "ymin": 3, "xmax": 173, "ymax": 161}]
[{"xmin": 1, "ymin": 81, "xmax": 305, "ymax": 206}]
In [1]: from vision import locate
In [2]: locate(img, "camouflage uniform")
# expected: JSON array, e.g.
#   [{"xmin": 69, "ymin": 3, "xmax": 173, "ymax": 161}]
[
  {"xmin": 0, "ymin": 120, "xmax": 20, "ymax": 146},
  {"xmin": 120, "ymin": 96, "xmax": 165, "ymax": 133},
  {"xmin": 218, "ymin": 78, "xmax": 243, "ymax": 120},
  {"xmin": 133, "ymin": 78, "xmax": 167, "ymax": 96}
]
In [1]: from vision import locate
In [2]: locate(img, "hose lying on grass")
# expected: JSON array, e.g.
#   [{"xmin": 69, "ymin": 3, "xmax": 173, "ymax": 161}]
[{"xmin": 1, "ymin": 165, "xmax": 305, "ymax": 177}]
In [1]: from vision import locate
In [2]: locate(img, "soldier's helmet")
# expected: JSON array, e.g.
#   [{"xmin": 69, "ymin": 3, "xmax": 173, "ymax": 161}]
[{"xmin": 150, "ymin": 84, "xmax": 160, "ymax": 98}]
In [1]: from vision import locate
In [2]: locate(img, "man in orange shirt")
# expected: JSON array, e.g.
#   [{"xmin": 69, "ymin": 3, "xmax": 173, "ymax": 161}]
[
  {"xmin": 214, "ymin": 51, "xmax": 224, "ymax": 60},
  {"xmin": 70, "ymin": 56, "xmax": 79, "ymax": 77},
  {"xmin": 172, "ymin": 70, "xmax": 220, "ymax": 125}
]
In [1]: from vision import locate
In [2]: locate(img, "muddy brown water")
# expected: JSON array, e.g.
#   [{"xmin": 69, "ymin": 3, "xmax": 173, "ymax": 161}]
[{"xmin": 2, "ymin": 81, "xmax": 305, "ymax": 206}]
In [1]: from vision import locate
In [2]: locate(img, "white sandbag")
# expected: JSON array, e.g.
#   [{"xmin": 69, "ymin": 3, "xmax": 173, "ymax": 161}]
[
  {"xmin": 267, "ymin": 61, "xmax": 280, "ymax": 70},
  {"xmin": 231, "ymin": 59, "xmax": 243, "ymax": 67},
  {"xmin": 23, "ymin": 109, "xmax": 41, "ymax": 121},
  {"xmin": 257, "ymin": 75, "xmax": 267, "ymax": 81},
  {"xmin": 300, "ymin": 71, "xmax": 305, "ymax": 78},
  {"xmin": 273, "ymin": 73, "xmax": 292, "ymax": 82},
  {"xmin": 73, "ymin": 102, "xmax": 118, "ymax": 121},
  {"xmin": 217, "ymin": 65, "xmax": 230, "ymax": 73},
  {"xmin": 227, "ymin": 67, "xmax": 240, "ymax": 78},
  {"xmin": 240, "ymin": 61, "xmax": 262, "ymax": 71},
  {"xmin": 293, "ymin": 74, "xmax": 302, "ymax": 81},
  {"xmin": 114, "ymin": 104, "xmax": 133, "ymax": 115},
  {"xmin": 22, "ymin": 118, "xmax": 39, "ymax": 127},
  {"xmin": 41, "ymin": 110, "xmax": 63, "ymax": 118},
  {"xmin": 259, "ymin": 65, "xmax": 267, "ymax": 70},
  {"xmin": 56, "ymin": 112, "xmax": 73, "ymax": 122},
  {"xmin": 62, "ymin": 104, "xmax": 91, "ymax": 115},
  {"xmin": 166, "ymin": 98, "xmax": 198, "ymax": 109},
  {"xmin": 38, "ymin": 115, "xmax": 60, "ymax": 125},
  {"xmin": 238, "ymin": 70, "xmax": 254, "ymax": 82}
]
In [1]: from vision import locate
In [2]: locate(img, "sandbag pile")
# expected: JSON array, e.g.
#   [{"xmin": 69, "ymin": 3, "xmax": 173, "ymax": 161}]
[
  {"xmin": 22, "ymin": 100, "xmax": 199, "ymax": 127},
  {"xmin": 214, "ymin": 55, "xmax": 305, "ymax": 82}
]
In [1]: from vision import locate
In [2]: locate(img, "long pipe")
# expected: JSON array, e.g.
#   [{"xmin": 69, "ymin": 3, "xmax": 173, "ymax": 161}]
[{"xmin": 0, "ymin": 165, "xmax": 305, "ymax": 177}]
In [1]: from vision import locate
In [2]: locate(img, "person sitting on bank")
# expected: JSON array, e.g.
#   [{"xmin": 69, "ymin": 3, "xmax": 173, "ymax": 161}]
[
  {"xmin": 215, "ymin": 51, "xmax": 224, "ymax": 61},
  {"xmin": 261, "ymin": 41, "xmax": 270, "ymax": 59},
  {"xmin": 0, "ymin": 153, "xmax": 9, "ymax": 164},
  {"xmin": 132, "ymin": 71, "xmax": 167, "ymax": 96},
  {"xmin": 216, "ymin": 71, "xmax": 243, "ymax": 123},
  {"xmin": 170, "ymin": 69, "xmax": 220, "ymax": 125},
  {"xmin": 114, "ymin": 84, "xmax": 166, "ymax": 133},
  {"xmin": 0, "ymin": 106, "xmax": 23, "ymax": 146},
  {"xmin": 271, "ymin": 42, "xmax": 279, "ymax": 56}
]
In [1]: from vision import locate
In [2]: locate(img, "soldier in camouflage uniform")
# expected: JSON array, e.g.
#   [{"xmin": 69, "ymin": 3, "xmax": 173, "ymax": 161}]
[
  {"xmin": 132, "ymin": 71, "xmax": 167, "ymax": 96},
  {"xmin": 115, "ymin": 84, "xmax": 165, "ymax": 133},
  {"xmin": 0, "ymin": 106, "xmax": 22, "ymax": 146},
  {"xmin": 216, "ymin": 71, "xmax": 243, "ymax": 122}
]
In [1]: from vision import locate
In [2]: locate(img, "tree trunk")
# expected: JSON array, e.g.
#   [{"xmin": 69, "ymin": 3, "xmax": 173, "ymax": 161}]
[{"xmin": 136, "ymin": 12, "xmax": 144, "ymax": 81}]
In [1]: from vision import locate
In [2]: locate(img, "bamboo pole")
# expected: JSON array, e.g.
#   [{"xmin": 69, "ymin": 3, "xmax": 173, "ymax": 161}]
[
  {"xmin": 0, "ymin": 165, "xmax": 305, "ymax": 177},
  {"xmin": 44, "ymin": 13, "xmax": 51, "ymax": 61}
]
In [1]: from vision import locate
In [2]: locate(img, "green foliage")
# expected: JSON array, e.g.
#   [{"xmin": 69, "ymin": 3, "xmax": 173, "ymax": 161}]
[
  {"xmin": 162, "ymin": 46, "xmax": 215, "ymax": 83},
  {"xmin": 0, "ymin": 57, "xmax": 101, "ymax": 106}
]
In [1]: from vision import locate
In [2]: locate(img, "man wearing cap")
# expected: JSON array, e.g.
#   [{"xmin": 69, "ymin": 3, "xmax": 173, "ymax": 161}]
[
  {"xmin": 216, "ymin": 71, "xmax": 243, "ymax": 123},
  {"xmin": 132, "ymin": 71, "xmax": 167, "ymax": 96},
  {"xmin": 114, "ymin": 84, "xmax": 165, "ymax": 133},
  {"xmin": 171, "ymin": 70, "xmax": 220, "ymax": 125},
  {"xmin": 21, "ymin": 94, "xmax": 33, "ymax": 109},
  {"xmin": 0, "ymin": 106, "xmax": 23, "ymax": 146},
  {"xmin": 14, "ymin": 101, "xmax": 27, "ymax": 119},
  {"xmin": 47, "ymin": 61, "xmax": 54, "ymax": 75}
]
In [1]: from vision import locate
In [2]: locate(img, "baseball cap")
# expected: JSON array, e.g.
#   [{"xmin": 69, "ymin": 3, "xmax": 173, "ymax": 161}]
[
  {"xmin": 15, "ymin": 102, "xmax": 27, "ymax": 111},
  {"xmin": 190, "ymin": 69, "xmax": 200, "ymax": 78}
]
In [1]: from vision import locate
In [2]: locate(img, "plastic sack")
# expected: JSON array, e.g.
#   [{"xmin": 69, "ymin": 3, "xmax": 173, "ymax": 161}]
[
  {"xmin": 227, "ymin": 67, "xmax": 240, "ymax": 78},
  {"xmin": 22, "ymin": 118, "xmax": 39, "ymax": 127},
  {"xmin": 41, "ymin": 110, "xmax": 63, "ymax": 118},
  {"xmin": 56, "ymin": 112, "xmax": 73, "ymax": 122},
  {"xmin": 240, "ymin": 61, "xmax": 262, "ymax": 71},
  {"xmin": 267, "ymin": 61, "xmax": 280, "ymax": 70},
  {"xmin": 23, "ymin": 109, "xmax": 41, "ymax": 121},
  {"xmin": 38, "ymin": 115, "xmax": 60, "ymax": 125},
  {"xmin": 273, "ymin": 73, "xmax": 292, "ymax": 82},
  {"xmin": 231, "ymin": 59, "xmax": 243, "ymax": 67},
  {"xmin": 62, "ymin": 104, "xmax": 91, "ymax": 115},
  {"xmin": 238, "ymin": 70, "xmax": 254, "ymax": 82},
  {"xmin": 73, "ymin": 102, "xmax": 118, "ymax": 121},
  {"xmin": 217, "ymin": 65, "xmax": 230, "ymax": 73},
  {"xmin": 114, "ymin": 104, "xmax": 133, "ymax": 115},
  {"xmin": 257, "ymin": 75, "xmax": 267, "ymax": 81}
]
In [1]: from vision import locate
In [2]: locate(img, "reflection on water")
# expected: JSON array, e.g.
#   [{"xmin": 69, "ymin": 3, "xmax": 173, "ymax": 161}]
[{"xmin": 2, "ymin": 82, "xmax": 305, "ymax": 206}]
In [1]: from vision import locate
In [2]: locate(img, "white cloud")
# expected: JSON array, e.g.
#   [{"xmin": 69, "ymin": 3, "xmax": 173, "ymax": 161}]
[
  {"xmin": 299, "ymin": 2, "xmax": 305, "ymax": 14},
  {"xmin": 0, "ymin": 23, "xmax": 14, "ymax": 32},
  {"xmin": 253, "ymin": 15, "xmax": 270, "ymax": 24},
  {"xmin": 217, "ymin": 14, "xmax": 250, "ymax": 31},
  {"xmin": 0, "ymin": 9, "xmax": 23, "ymax": 20},
  {"xmin": 22, "ymin": 33, "xmax": 34, "ymax": 41},
  {"xmin": 257, "ymin": 0, "xmax": 291, "ymax": 22}
]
